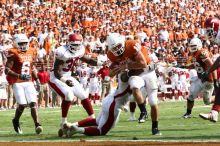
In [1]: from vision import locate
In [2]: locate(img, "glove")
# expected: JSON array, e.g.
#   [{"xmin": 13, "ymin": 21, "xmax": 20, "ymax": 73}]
[
  {"xmin": 66, "ymin": 80, "xmax": 74, "ymax": 87},
  {"xmin": 214, "ymin": 79, "xmax": 219, "ymax": 92},
  {"xmin": 200, "ymin": 71, "xmax": 209, "ymax": 83},
  {"xmin": 19, "ymin": 74, "xmax": 31, "ymax": 81},
  {"xmin": 35, "ymin": 80, "xmax": 40, "ymax": 91}
]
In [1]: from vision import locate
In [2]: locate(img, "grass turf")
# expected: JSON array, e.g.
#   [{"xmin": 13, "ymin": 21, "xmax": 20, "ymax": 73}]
[{"xmin": 0, "ymin": 100, "xmax": 220, "ymax": 142}]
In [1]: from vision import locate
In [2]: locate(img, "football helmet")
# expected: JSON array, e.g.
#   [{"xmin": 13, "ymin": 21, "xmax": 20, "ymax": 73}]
[
  {"xmin": 14, "ymin": 34, "xmax": 29, "ymax": 52},
  {"xmin": 189, "ymin": 38, "xmax": 202, "ymax": 53},
  {"xmin": 67, "ymin": 33, "xmax": 83, "ymax": 54},
  {"xmin": 204, "ymin": 17, "xmax": 220, "ymax": 44},
  {"xmin": 106, "ymin": 33, "xmax": 125, "ymax": 56}
]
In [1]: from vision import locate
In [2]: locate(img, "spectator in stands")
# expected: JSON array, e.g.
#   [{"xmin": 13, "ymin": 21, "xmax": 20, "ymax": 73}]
[{"xmin": 37, "ymin": 63, "xmax": 50, "ymax": 108}]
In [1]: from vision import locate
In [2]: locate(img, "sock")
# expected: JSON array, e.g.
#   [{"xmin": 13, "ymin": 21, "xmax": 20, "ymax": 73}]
[
  {"xmin": 81, "ymin": 98, "xmax": 94, "ymax": 116},
  {"xmin": 84, "ymin": 127, "xmax": 100, "ymax": 136},
  {"xmin": 152, "ymin": 121, "xmax": 158, "ymax": 129},
  {"xmin": 78, "ymin": 118, "xmax": 97, "ymax": 127},
  {"xmin": 138, "ymin": 103, "xmax": 147, "ymax": 113},
  {"xmin": 61, "ymin": 100, "xmax": 71, "ymax": 118},
  {"xmin": 129, "ymin": 102, "xmax": 136, "ymax": 113},
  {"xmin": 212, "ymin": 104, "xmax": 220, "ymax": 112},
  {"xmin": 187, "ymin": 109, "xmax": 192, "ymax": 114}
]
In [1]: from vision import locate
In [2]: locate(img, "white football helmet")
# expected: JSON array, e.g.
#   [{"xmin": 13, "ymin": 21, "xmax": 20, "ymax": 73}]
[
  {"xmin": 189, "ymin": 38, "xmax": 202, "ymax": 53},
  {"xmin": 14, "ymin": 34, "xmax": 29, "ymax": 52},
  {"xmin": 67, "ymin": 33, "xmax": 83, "ymax": 54},
  {"xmin": 106, "ymin": 33, "xmax": 125, "ymax": 56}
]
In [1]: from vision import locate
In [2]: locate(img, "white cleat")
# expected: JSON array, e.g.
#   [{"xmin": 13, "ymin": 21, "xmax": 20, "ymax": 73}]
[
  {"xmin": 199, "ymin": 110, "xmax": 218, "ymax": 122},
  {"xmin": 128, "ymin": 116, "xmax": 136, "ymax": 121},
  {"xmin": 58, "ymin": 122, "xmax": 71, "ymax": 137},
  {"xmin": 66, "ymin": 124, "xmax": 79, "ymax": 137}
]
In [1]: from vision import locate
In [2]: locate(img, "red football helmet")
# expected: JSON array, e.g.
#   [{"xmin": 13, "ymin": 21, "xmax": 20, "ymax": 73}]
[
  {"xmin": 67, "ymin": 33, "xmax": 83, "ymax": 53},
  {"xmin": 204, "ymin": 17, "xmax": 220, "ymax": 44}
]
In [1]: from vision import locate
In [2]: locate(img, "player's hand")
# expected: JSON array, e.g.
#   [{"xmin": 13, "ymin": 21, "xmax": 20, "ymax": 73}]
[
  {"xmin": 19, "ymin": 74, "xmax": 31, "ymax": 80},
  {"xmin": 214, "ymin": 79, "xmax": 219, "ymax": 91},
  {"xmin": 35, "ymin": 80, "xmax": 40, "ymax": 91},
  {"xmin": 66, "ymin": 80, "xmax": 74, "ymax": 87},
  {"xmin": 200, "ymin": 71, "xmax": 209, "ymax": 83}
]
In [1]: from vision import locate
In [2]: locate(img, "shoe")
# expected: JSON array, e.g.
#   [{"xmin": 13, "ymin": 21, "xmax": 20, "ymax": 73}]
[
  {"xmin": 138, "ymin": 112, "xmax": 148, "ymax": 123},
  {"xmin": 66, "ymin": 124, "xmax": 79, "ymax": 137},
  {"xmin": 128, "ymin": 116, "xmax": 136, "ymax": 121},
  {"xmin": 35, "ymin": 124, "xmax": 43, "ymax": 134},
  {"xmin": 182, "ymin": 113, "xmax": 191, "ymax": 119},
  {"xmin": 199, "ymin": 110, "xmax": 218, "ymax": 122},
  {"xmin": 12, "ymin": 119, "xmax": 22, "ymax": 134},
  {"xmin": 58, "ymin": 122, "xmax": 71, "ymax": 137},
  {"xmin": 152, "ymin": 128, "xmax": 162, "ymax": 136}
]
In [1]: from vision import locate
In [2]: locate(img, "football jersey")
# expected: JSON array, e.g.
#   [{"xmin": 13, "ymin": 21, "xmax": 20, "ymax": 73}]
[
  {"xmin": 52, "ymin": 45, "xmax": 85, "ymax": 77},
  {"xmin": 107, "ymin": 40, "xmax": 151, "ymax": 67},
  {"xmin": 6, "ymin": 47, "xmax": 36, "ymax": 83},
  {"xmin": 192, "ymin": 49, "xmax": 213, "ymax": 81}
]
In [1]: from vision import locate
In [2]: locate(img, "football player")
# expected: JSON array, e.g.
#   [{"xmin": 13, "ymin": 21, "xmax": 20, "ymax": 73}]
[
  {"xmin": 182, "ymin": 37, "xmax": 217, "ymax": 119},
  {"xmin": 5, "ymin": 34, "xmax": 43, "ymax": 134},
  {"xmin": 106, "ymin": 33, "xmax": 161, "ymax": 135},
  {"xmin": 63, "ymin": 71, "xmax": 134, "ymax": 137},
  {"xmin": 48, "ymin": 33, "xmax": 102, "ymax": 136},
  {"xmin": 199, "ymin": 17, "xmax": 220, "ymax": 122}
]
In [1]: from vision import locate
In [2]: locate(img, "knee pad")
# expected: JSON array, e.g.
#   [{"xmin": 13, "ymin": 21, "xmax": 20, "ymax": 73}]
[
  {"xmin": 65, "ymin": 91, "xmax": 74, "ymax": 102},
  {"xmin": 29, "ymin": 102, "xmax": 37, "ymax": 109},
  {"xmin": 128, "ymin": 76, "xmax": 145, "ymax": 89}
]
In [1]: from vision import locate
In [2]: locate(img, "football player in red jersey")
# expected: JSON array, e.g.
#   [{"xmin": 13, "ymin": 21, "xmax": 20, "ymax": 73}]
[
  {"xmin": 5, "ymin": 34, "xmax": 43, "ymax": 134},
  {"xmin": 182, "ymin": 37, "xmax": 217, "ymax": 119}
]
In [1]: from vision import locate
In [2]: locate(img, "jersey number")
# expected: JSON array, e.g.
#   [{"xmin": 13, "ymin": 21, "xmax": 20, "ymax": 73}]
[
  {"xmin": 21, "ymin": 61, "xmax": 31, "ymax": 75},
  {"xmin": 194, "ymin": 62, "xmax": 204, "ymax": 73},
  {"xmin": 63, "ymin": 59, "xmax": 74, "ymax": 72}
]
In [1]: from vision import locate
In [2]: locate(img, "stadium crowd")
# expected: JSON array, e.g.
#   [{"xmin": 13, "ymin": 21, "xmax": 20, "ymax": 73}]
[{"xmin": 0, "ymin": 0, "xmax": 220, "ymax": 136}]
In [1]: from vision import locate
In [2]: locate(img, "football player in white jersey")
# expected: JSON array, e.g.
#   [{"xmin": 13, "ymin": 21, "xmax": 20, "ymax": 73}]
[
  {"xmin": 49, "ymin": 33, "xmax": 103, "ymax": 136},
  {"xmin": 88, "ymin": 66, "xmax": 101, "ymax": 104},
  {"xmin": 63, "ymin": 71, "xmax": 132, "ymax": 137},
  {"xmin": 77, "ymin": 63, "xmax": 90, "ymax": 92}
]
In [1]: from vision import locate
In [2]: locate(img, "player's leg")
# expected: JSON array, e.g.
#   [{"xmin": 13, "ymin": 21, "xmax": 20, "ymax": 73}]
[
  {"xmin": 25, "ymin": 82, "xmax": 43, "ymax": 134},
  {"xmin": 70, "ymin": 77, "xmax": 95, "ymax": 118},
  {"xmin": 128, "ymin": 76, "xmax": 147, "ymax": 123},
  {"xmin": 183, "ymin": 79, "xmax": 202, "ymax": 118}
]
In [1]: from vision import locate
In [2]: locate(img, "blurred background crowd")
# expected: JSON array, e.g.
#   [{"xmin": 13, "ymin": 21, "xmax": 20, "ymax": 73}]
[{"xmin": 0, "ymin": 0, "xmax": 220, "ymax": 110}]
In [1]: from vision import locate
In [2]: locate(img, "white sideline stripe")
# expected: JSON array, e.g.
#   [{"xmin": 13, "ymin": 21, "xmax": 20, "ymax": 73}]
[{"xmin": 1, "ymin": 140, "xmax": 220, "ymax": 142}]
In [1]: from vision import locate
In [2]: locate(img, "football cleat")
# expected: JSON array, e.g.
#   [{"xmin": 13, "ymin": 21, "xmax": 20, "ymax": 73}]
[
  {"xmin": 152, "ymin": 128, "xmax": 162, "ymax": 136},
  {"xmin": 138, "ymin": 112, "xmax": 148, "ymax": 123},
  {"xmin": 12, "ymin": 119, "xmax": 22, "ymax": 134},
  {"xmin": 199, "ymin": 110, "xmax": 218, "ymax": 122},
  {"xmin": 182, "ymin": 113, "xmax": 192, "ymax": 119},
  {"xmin": 128, "ymin": 115, "xmax": 136, "ymax": 121},
  {"xmin": 66, "ymin": 124, "xmax": 79, "ymax": 137},
  {"xmin": 35, "ymin": 124, "xmax": 43, "ymax": 134},
  {"xmin": 58, "ymin": 122, "xmax": 71, "ymax": 137}
]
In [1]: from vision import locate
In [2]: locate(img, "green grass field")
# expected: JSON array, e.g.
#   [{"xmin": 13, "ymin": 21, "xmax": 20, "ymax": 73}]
[{"xmin": 0, "ymin": 100, "xmax": 220, "ymax": 142}]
